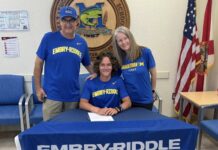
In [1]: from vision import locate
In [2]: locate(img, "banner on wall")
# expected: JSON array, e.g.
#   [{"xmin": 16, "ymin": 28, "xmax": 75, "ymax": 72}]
[
  {"xmin": 50, "ymin": 0, "xmax": 130, "ymax": 61},
  {"xmin": 0, "ymin": 10, "xmax": 29, "ymax": 31}
]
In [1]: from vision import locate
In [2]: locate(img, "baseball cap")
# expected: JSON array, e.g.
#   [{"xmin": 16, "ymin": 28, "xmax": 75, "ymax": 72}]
[{"xmin": 59, "ymin": 6, "xmax": 78, "ymax": 20}]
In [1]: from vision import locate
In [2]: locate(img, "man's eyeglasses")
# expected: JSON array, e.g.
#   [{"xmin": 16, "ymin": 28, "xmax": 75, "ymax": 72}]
[{"xmin": 61, "ymin": 18, "xmax": 76, "ymax": 24}]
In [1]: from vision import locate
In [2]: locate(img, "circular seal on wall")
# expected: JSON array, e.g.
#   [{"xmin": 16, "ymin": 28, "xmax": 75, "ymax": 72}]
[{"xmin": 50, "ymin": 0, "xmax": 130, "ymax": 60}]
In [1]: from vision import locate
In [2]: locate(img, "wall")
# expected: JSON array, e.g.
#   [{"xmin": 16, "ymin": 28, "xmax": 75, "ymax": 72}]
[
  {"xmin": 125, "ymin": 0, "xmax": 187, "ymax": 116},
  {"xmin": 0, "ymin": 0, "xmax": 52, "ymax": 74},
  {"xmin": 0, "ymin": 0, "xmax": 217, "ymax": 117}
]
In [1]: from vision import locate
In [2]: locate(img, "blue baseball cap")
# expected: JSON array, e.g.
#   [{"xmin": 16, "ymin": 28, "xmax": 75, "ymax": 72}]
[{"xmin": 59, "ymin": 6, "xmax": 78, "ymax": 19}]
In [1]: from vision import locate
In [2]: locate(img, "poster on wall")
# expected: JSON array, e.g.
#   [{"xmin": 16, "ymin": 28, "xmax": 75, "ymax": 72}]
[
  {"xmin": 50, "ymin": 0, "xmax": 130, "ymax": 61},
  {"xmin": 1, "ymin": 37, "xmax": 19, "ymax": 57},
  {"xmin": 0, "ymin": 10, "xmax": 29, "ymax": 31}
]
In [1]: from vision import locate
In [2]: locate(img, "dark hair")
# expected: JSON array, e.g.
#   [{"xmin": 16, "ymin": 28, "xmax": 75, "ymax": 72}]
[{"xmin": 94, "ymin": 51, "xmax": 120, "ymax": 76}]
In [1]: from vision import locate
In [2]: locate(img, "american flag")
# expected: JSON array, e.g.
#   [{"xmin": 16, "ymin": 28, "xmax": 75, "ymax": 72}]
[{"xmin": 174, "ymin": 0, "xmax": 200, "ymax": 119}]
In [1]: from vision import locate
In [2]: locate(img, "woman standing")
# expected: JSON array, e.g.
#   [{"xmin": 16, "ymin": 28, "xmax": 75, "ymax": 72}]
[{"xmin": 112, "ymin": 26, "xmax": 157, "ymax": 110}]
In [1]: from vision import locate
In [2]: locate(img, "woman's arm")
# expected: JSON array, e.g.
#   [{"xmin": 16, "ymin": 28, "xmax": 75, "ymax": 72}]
[
  {"xmin": 150, "ymin": 67, "xmax": 157, "ymax": 91},
  {"xmin": 79, "ymin": 99, "xmax": 99, "ymax": 113},
  {"xmin": 120, "ymin": 96, "xmax": 132, "ymax": 110},
  {"xmin": 79, "ymin": 99, "xmax": 108, "ymax": 115},
  {"xmin": 106, "ymin": 96, "xmax": 131, "ymax": 116}
]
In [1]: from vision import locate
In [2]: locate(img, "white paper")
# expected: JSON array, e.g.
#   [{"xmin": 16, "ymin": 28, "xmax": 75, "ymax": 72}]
[
  {"xmin": 1, "ymin": 37, "xmax": 19, "ymax": 57},
  {"xmin": 88, "ymin": 112, "xmax": 114, "ymax": 122},
  {"xmin": 0, "ymin": 10, "xmax": 29, "ymax": 31}
]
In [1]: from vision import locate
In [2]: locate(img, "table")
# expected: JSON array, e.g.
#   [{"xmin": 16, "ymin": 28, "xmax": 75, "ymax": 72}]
[
  {"xmin": 15, "ymin": 108, "xmax": 198, "ymax": 150},
  {"xmin": 179, "ymin": 91, "xmax": 218, "ymax": 149},
  {"xmin": 179, "ymin": 91, "xmax": 218, "ymax": 124}
]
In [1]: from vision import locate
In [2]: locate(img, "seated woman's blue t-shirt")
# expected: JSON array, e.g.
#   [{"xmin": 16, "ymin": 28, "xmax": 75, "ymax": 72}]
[{"xmin": 81, "ymin": 76, "xmax": 129, "ymax": 108}]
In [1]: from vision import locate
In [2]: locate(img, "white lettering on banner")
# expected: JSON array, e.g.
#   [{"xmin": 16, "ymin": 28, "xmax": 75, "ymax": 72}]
[
  {"xmin": 37, "ymin": 139, "xmax": 181, "ymax": 150},
  {"xmin": 84, "ymin": 144, "xmax": 97, "ymax": 150},
  {"xmin": 132, "ymin": 141, "xmax": 144, "ymax": 150},
  {"xmin": 111, "ymin": 143, "xmax": 125, "ymax": 150},
  {"xmin": 37, "ymin": 145, "xmax": 50, "ymax": 150},
  {"xmin": 69, "ymin": 144, "xmax": 82, "ymax": 150},
  {"xmin": 169, "ymin": 139, "xmax": 181, "ymax": 149},
  {"xmin": 97, "ymin": 143, "xmax": 110, "ymax": 150},
  {"xmin": 145, "ymin": 141, "xmax": 158, "ymax": 150},
  {"xmin": 51, "ymin": 145, "xmax": 67, "ymax": 150}
]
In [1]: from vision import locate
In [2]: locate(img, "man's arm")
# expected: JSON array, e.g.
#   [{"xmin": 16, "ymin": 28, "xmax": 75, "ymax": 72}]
[
  {"xmin": 84, "ymin": 64, "xmax": 97, "ymax": 79},
  {"xmin": 33, "ymin": 56, "xmax": 46, "ymax": 102},
  {"xmin": 84, "ymin": 64, "xmax": 94, "ymax": 74}
]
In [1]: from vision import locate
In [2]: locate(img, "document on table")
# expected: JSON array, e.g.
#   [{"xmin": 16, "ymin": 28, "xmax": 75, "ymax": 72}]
[{"xmin": 88, "ymin": 112, "xmax": 114, "ymax": 122}]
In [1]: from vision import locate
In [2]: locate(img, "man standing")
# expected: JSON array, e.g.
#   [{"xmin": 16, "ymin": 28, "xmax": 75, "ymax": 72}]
[{"xmin": 34, "ymin": 6, "xmax": 95, "ymax": 121}]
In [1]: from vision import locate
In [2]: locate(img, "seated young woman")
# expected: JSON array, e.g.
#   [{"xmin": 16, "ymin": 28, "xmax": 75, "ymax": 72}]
[{"xmin": 79, "ymin": 51, "xmax": 131, "ymax": 116}]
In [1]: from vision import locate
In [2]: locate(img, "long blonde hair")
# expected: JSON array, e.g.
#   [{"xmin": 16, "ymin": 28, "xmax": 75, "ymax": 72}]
[{"xmin": 112, "ymin": 26, "xmax": 141, "ymax": 65}]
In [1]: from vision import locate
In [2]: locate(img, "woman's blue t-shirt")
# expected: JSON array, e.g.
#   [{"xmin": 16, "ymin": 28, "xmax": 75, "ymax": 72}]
[
  {"xmin": 121, "ymin": 47, "xmax": 156, "ymax": 104},
  {"xmin": 81, "ymin": 76, "xmax": 129, "ymax": 108}
]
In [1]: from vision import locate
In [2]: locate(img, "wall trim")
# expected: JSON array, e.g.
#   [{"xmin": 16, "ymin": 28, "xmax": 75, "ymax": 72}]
[{"xmin": 22, "ymin": 71, "xmax": 169, "ymax": 82}]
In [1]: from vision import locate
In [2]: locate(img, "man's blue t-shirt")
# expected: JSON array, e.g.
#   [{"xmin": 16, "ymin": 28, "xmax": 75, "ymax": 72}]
[
  {"xmin": 121, "ymin": 47, "xmax": 156, "ymax": 104},
  {"xmin": 81, "ymin": 76, "xmax": 129, "ymax": 108},
  {"xmin": 36, "ymin": 31, "xmax": 91, "ymax": 102}
]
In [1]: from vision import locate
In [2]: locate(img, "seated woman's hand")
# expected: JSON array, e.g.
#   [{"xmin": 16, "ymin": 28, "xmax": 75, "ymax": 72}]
[
  {"xmin": 96, "ymin": 108, "xmax": 109, "ymax": 115},
  {"xmin": 104, "ymin": 108, "xmax": 118, "ymax": 116},
  {"xmin": 95, "ymin": 108, "xmax": 118, "ymax": 116}
]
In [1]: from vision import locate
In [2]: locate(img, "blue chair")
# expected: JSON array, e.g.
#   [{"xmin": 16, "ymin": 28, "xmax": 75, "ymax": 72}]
[
  {"xmin": 25, "ymin": 76, "xmax": 43, "ymax": 129},
  {"xmin": 201, "ymin": 119, "xmax": 218, "ymax": 140},
  {"xmin": 199, "ymin": 108, "xmax": 218, "ymax": 149},
  {"xmin": 0, "ymin": 75, "xmax": 25, "ymax": 131},
  {"xmin": 79, "ymin": 73, "xmax": 90, "ymax": 93},
  {"xmin": 25, "ymin": 74, "xmax": 90, "ymax": 128},
  {"xmin": 152, "ymin": 91, "xmax": 163, "ymax": 114}
]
